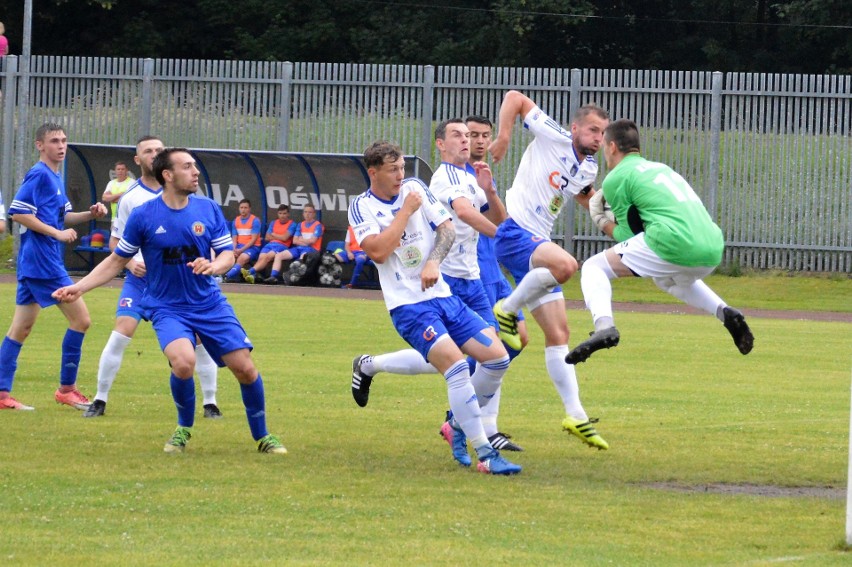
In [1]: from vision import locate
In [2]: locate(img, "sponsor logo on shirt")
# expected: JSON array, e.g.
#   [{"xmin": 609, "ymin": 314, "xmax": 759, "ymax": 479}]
[
  {"xmin": 192, "ymin": 222, "xmax": 205, "ymax": 235},
  {"xmin": 397, "ymin": 245, "xmax": 423, "ymax": 268},
  {"xmin": 155, "ymin": 225, "xmax": 167, "ymax": 234}
]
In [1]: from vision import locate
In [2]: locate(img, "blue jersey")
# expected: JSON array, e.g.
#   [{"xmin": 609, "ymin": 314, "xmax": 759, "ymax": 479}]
[
  {"xmin": 465, "ymin": 163, "xmax": 503, "ymax": 285},
  {"xmin": 8, "ymin": 161, "xmax": 72, "ymax": 280},
  {"xmin": 116, "ymin": 195, "xmax": 233, "ymax": 311}
]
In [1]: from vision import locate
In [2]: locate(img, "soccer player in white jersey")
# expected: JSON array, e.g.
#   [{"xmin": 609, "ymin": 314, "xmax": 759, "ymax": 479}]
[
  {"xmin": 347, "ymin": 141, "xmax": 520, "ymax": 475},
  {"xmin": 566, "ymin": 118, "xmax": 754, "ymax": 363},
  {"xmin": 351, "ymin": 121, "xmax": 518, "ymax": 458},
  {"xmin": 0, "ymin": 123, "xmax": 108, "ymax": 411},
  {"xmin": 488, "ymin": 90, "xmax": 611, "ymax": 450},
  {"xmin": 54, "ymin": 148, "xmax": 286, "ymax": 454},
  {"xmin": 84, "ymin": 136, "xmax": 221, "ymax": 418}
]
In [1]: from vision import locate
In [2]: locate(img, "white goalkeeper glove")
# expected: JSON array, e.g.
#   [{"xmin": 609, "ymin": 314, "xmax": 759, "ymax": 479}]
[{"xmin": 589, "ymin": 190, "xmax": 615, "ymax": 232}]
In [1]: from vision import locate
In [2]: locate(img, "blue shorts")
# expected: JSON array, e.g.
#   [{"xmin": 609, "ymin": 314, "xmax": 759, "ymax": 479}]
[
  {"xmin": 443, "ymin": 274, "xmax": 496, "ymax": 329},
  {"xmin": 116, "ymin": 273, "xmax": 150, "ymax": 321},
  {"xmin": 238, "ymin": 246, "xmax": 261, "ymax": 262},
  {"xmin": 495, "ymin": 218, "xmax": 562, "ymax": 294},
  {"xmin": 260, "ymin": 242, "xmax": 288, "ymax": 255},
  {"xmin": 390, "ymin": 295, "xmax": 492, "ymax": 361},
  {"xmin": 288, "ymin": 246, "xmax": 316, "ymax": 259},
  {"xmin": 482, "ymin": 277, "xmax": 525, "ymax": 323},
  {"xmin": 149, "ymin": 300, "xmax": 253, "ymax": 367},
  {"xmin": 16, "ymin": 275, "xmax": 73, "ymax": 307}
]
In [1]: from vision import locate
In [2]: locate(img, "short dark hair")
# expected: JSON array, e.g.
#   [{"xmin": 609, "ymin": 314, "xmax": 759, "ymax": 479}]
[
  {"xmin": 277, "ymin": 204, "xmax": 290, "ymax": 212},
  {"xmin": 604, "ymin": 119, "xmax": 641, "ymax": 154},
  {"xmin": 114, "ymin": 160, "xmax": 128, "ymax": 168},
  {"xmin": 152, "ymin": 147, "xmax": 191, "ymax": 186},
  {"xmin": 434, "ymin": 118, "xmax": 464, "ymax": 140},
  {"xmin": 135, "ymin": 135, "xmax": 162, "ymax": 146},
  {"xmin": 363, "ymin": 141, "xmax": 404, "ymax": 169},
  {"xmin": 574, "ymin": 103, "xmax": 609, "ymax": 124},
  {"xmin": 239, "ymin": 199, "xmax": 251, "ymax": 207},
  {"xmin": 465, "ymin": 115, "xmax": 493, "ymax": 128},
  {"xmin": 35, "ymin": 122, "xmax": 65, "ymax": 142}
]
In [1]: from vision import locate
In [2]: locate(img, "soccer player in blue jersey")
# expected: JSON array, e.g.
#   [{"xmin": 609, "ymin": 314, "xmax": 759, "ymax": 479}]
[
  {"xmin": 84, "ymin": 136, "xmax": 221, "ymax": 419},
  {"xmin": 54, "ymin": 148, "xmax": 286, "ymax": 454},
  {"xmin": 0, "ymin": 123, "xmax": 108, "ymax": 411}
]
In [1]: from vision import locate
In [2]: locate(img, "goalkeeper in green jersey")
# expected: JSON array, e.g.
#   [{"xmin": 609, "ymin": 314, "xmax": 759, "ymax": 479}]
[{"xmin": 565, "ymin": 118, "xmax": 754, "ymax": 365}]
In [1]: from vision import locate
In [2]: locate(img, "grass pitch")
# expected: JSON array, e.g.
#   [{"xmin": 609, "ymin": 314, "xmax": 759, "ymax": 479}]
[{"xmin": 0, "ymin": 278, "xmax": 850, "ymax": 565}]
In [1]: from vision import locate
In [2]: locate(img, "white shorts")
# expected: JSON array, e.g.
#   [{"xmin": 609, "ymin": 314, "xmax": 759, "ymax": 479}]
[{"xmin": 613, "ymin": 233, "xmax": 716, "ymax": 287}]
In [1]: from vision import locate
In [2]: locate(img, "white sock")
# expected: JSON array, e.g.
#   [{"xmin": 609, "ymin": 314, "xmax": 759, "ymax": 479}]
[
  {"xmin": 96, "ymin": 331, "xmax": 132, "ymax": 402},
  {"xmin": 195, "ymin": 344, "xmax": 219, "ymax": 406},
  {"xmin": 469, "ymin": 355, "xmax": 509, "ymax": 409},
  {"xmin": 480, "ymin": 388, "xmax": 501, "ymax": 437},
  {"xmin": 581, "ymin": 253, "xmax": 616, "ymax": 326},
  {"xmin": 656, "ymin": 278, "xmax": 725, "ymax": 317},
  {"xmin": 545, "ymin": 345, "xmax": 587, "ymax": 420},
  {"xmin": 372, "ymin": 349, "xmax": 436, "ymax": 375},
  {"xmin": 445, "ymin": 360, "xmax": 487, "ymax": 448},
  {"xmin": 503, "ymin": 267, "xmax": 559, "ymax": 313}
]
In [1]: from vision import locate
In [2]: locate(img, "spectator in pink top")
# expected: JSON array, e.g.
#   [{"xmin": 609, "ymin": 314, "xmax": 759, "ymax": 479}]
[{"xmin": 0, "ymin": 22, "xmax": 8, "ymax": 57}]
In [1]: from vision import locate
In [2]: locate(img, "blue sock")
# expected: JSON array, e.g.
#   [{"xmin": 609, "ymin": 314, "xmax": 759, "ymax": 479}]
[
  {"xmin": 505, "ymin": 343, "xmax": 522, "ymax": 361},
  {"xmin": 249, "ymin": 267, "xmax": 256, "ymax": 276},
  {"xmin": 0, "ymin": 337, "xmax": 23, "ymax": 392},
  {"xmin": 225, "ymin": 265, "xmax": 240, "ymax": 278},
  {"xmin": 270, "ymin": 269, "xmax": 279, "ymax": 278},
  {"xmin": 240, "ymin": 375, "xmax": 269, "ymax": 440},
  {"xmin": 60, "ymin": 329, "xmax": 85, "ymax": 386},
  {"xmin": 350, "ymin": 257, "xmax": 366, "ymax": 285},
  {"xmin": 170, "ymin": 373, "xmax": 196, "ymax": 427}
]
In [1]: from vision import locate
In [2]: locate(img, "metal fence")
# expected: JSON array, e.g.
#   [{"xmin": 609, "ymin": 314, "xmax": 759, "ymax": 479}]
[{"xmin": 1, "ymin": 56, "xmax": 850, "ymax": 272}]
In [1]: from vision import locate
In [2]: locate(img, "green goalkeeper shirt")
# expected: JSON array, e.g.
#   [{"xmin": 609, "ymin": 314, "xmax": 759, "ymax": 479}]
[{"xmin": 603, "ymin": 153, "xmax": 724, "ymax": 267}]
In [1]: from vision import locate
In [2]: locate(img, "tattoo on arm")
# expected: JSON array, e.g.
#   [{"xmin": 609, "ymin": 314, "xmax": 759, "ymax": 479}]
[{"xmin": 428, "ymin": 223, "xmax": 455, "ymax": 264}]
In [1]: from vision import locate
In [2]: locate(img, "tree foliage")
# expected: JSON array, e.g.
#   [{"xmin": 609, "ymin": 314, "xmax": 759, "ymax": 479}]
[{"xmin": 1, "ymin": 0, "xmax": 849, "ymax": 73}]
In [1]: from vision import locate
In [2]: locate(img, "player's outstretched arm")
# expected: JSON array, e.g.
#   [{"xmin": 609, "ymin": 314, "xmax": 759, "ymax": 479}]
[
  {"xmin": 64, "ymin": 203, "xmax": 108, "ymax": 227},
  {"xmin": 53, "ymin": 252, "xmax": 130, "ymax": 303},
  {"xmin": 490, "ymin": 90, "xmax": 536, "ymax": 163}
]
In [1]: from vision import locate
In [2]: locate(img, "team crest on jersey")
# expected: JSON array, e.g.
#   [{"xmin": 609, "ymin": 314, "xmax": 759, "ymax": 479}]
[
  {"xmin": 397, "ymin": 245, "xmax": 422, "ymax": 268},
  {"xmin": 192, "ymin": 222, "xmax": 205, "ymax": 235}
]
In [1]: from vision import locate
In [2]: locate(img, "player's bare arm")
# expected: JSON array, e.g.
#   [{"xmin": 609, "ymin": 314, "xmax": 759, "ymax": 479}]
[
  {"xmin": 473, "ymin": 162, "xmax": 508, "ymax": 225},
  {"xmin": 187, "ymin": 252, "xmax": 233, "ymax": 276},
  {"xmin": 490, "ymin": 90, "xmax": 536, "ymax": 163},
  {"xmin": 360, "ymin": 191, "xmax": 422, "ymax": 263},
  {"xmin": 453, "ymin": 197, "xmax": 498, "ymax": 238},
  {"xmin": 574, "ymin": 187, "xmax": 595, "ymax": 210},
  {"xmin": 12, "ymin": 213, "xmax": 78, "ymax": 243},
  {"xmin": 53, "ymin": 252, "xmax": 131, "ymax": 303},
  {"xmin": 422, "ymin": 220, "xmax": 455, "ymax": 290},
  {"xmin": 64, "ymin": 203, "xmax": 108, "ymax": 226}
]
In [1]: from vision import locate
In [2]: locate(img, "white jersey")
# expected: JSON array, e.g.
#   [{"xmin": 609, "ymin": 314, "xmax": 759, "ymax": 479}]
[
  {"xmin": 112, "ymin": 179, "xmax": 162, "ymax": 263},
  {"xmin": 349, "ymin": 177, "xmax": 453, "ymax": 311},
  {"xmin": 505, "ymin": 106, "xmax": 599, "ymax": 239},
  {"xmin": 429, "ymin": 162, "xmax": 487, "ymax": 280}
]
